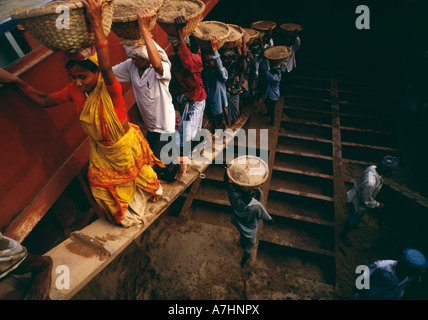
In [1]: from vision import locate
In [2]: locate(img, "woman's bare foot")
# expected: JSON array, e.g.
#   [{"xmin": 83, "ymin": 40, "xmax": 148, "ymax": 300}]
[
  {"xmin": 174, "ymin": 156, "xmax": 190, "ymax": 180},
  {"xmin": 151, "ymin": 184, "xmax": 163, "ymax": 202},
  {"xmin": 175, "ymin": 163, "xmax": 188, "ymax": 180}
]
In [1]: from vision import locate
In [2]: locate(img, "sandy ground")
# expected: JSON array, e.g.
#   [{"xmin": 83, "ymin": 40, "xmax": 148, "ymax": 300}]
[
  {"xmin": 70, "ymin": 202, "xmax": 389, "ymax": 300},
  {"xmin": 73, "ymin": 214, "xmax": 338, "ymax": 300}
]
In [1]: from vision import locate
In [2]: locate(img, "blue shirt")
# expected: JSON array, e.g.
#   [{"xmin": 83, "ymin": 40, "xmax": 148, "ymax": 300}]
[
  {"xmin": 226, "ymin": 184, "xmax": 272, "ymax": 239},
  {"xmin": 202, "ymin": 51, "xmax": 228, "ymax": 116},
  {"xmin": 358, "ymin": 260, "xmax": 420, "ymax": 300},
  {"xmin": 263, "ymin": 64, "xmax": 281, "ymax": 101}
]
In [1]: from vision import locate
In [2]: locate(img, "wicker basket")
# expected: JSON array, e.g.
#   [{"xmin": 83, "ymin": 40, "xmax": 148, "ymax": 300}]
[
  {"xmin": 222, "ymin": 24, "xmax": 243, "ymax": 50},
  {"xmin": 156, "ymin": 0, "xmax": 205, "ymax": 36},
  {"xmin": 280, "ymin": 23, "xmax": 303, "ymax": 37},
  {"xmin": 11, "ymin": 0, "xmax": 113, "ymax": 54},
  {"xmin": 244, "ymin": 28, "xmax": 259, "ymax": 46},
  {"xmin": 192, "ymin": 21, "xmax": 230, "ymax": 51},
  {"xmin": 227, "ymin": 155, "xmax": 269, "ymax": 191},
  {"xmin": 111, "ymin": 0, "xmax": 164, "ymax": 40},
  {"xmin": 251, "ymin": 20, "xmax": 276, "ymax": 33},
  {"xmin": 264, "ymin": 45, "xmax": 291, "ymax": 64}
]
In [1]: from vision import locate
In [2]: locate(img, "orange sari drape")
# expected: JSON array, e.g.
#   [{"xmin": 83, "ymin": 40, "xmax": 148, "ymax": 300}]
[{"xmin": 80, "ymin": 74, "xmax": 164, "ymax": 224}]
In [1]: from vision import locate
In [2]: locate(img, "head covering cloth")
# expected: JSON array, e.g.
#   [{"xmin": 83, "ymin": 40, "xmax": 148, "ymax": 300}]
[
  {"xmin": 123, "ymin": 39, "xmax": 170, "ymax": 66},
  {"xmin": 377, "ymin": 156, "xmax": 399, "ymax": 173}
]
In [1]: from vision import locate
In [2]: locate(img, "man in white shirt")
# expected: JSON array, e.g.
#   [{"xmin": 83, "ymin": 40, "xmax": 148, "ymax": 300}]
[
  {"xmin": 113, "ymin": 10, "xmax": 177, "ymax": 181},
  {"xmin": 339, "ymin": 155, "xmax": 399, "ymax": 247}
]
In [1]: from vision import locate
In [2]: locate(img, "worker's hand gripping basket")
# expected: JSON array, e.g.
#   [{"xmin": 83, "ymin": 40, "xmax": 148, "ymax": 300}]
[
  {"xmin": 251, "ymin": 20, "xmax": 276, "ymax": 33},
  {"xmin": 227, "ymin": 155, "xmax": 269, "ymax": 192},
  {"xmin": 111, "ymin": 0, "xmax": 164, "ymax": 40},
  {"xmin": 11, "ymin": 0, "xmax": 114, "ymax": 54},
  {"xmin": 192, "ymin": 21, "xmax": 230, "ymax": 51},
  {"xmin": 156, "ymin": 0, "xmax": 205, "ymax": 36},
  {"xmin": 264, "ymin": 45, "xmax": 291, "ymax": 64},
  {"xmin": 222, "ymin": 24, "xmax": 244, "ymax": 50},
  {"xmin": 280, "ymin": 23, "xmax": 303, "ymax": 38}
]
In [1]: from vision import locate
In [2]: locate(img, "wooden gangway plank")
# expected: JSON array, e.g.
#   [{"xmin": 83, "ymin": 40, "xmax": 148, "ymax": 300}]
[{"xmin": 46, "ymin": 116, "xmax": 249, "ymax": 300}]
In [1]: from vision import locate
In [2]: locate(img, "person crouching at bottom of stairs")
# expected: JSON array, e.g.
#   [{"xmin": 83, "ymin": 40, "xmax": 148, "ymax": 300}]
[
  {"xmin": 339, "ymin": 155, "xmax": 400, "ymax": 247},
  {"xmin": 223, "ymin": 169, "xmax": 273, "ymax": 267}
]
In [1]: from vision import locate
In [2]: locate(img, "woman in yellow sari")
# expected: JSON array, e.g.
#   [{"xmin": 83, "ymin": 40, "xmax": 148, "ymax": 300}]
[{"xmin": 0, "ymin": 0, "xmax": 163, "ymax": 226}]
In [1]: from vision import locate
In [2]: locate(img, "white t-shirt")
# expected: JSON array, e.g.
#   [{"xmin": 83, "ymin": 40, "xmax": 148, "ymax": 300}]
[
  {"xmin": 113, "ymin": 59, "xmax": 175, "ymax": 134},
  {"xmin": 281, "ymin": 36, "xmax": 301, "ymax": 73}
]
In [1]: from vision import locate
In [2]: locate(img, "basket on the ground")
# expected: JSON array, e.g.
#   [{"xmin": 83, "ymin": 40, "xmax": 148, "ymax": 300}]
[
  {"xmin": 157, "ymin": 0, "xmax": 205, "ymax": 36},
  {"xmin": 251, "ymin": 20, "xmax": 276, "ymax": 33},
  {"xmin": 244, "ymin": 28, "xmax": 260, "ymax": 46},
  {"xmin": 280, "ymin": 23, "xmax": 303, "ymax": 38},
  {"xmin": 111, "ymin": 0, "xmax": 164, "ymax": 40},
  {"xmin": 11, "ymin": 0, "xmax": 114, "ymax": 54},
  {"xmin": 192, "ymin": 21, "xmax": 230, "ymax": 51},
  {"xmin": 227, "ymin": 155, "xmax": 269, "ymax": 191},
  {"xmin": 222, "ymin": 24, "xmax": 243, "ymax": 50},
  {"xmin": 264, "ymin": 45, "xmax": 291, "ymax": 64}
]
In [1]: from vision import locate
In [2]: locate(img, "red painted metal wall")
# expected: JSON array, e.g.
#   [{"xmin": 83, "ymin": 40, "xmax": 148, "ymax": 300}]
[{"xmin": 0, "ymin": 0, "xmax": 218, "ymax": 240}]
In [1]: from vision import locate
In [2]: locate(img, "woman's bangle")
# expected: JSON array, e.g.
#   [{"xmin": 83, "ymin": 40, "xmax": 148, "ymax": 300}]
[
  {"xmin": 95, "ymin": 39, "xmax": 108, "ymax": 50},
  {"xmin": 24, "ymin": 85, "xmax": 33, "ymax": 95}
]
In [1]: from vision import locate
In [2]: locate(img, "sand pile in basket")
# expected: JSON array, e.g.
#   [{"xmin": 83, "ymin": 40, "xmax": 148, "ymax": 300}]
[
  {"xmin": 244, "ymin": 28, "xmax": 258, "ymax": 37},
  {"xmin": 252, "ymin": 21, "xmax": 276, "ymax": 31},
  {"xmin": 281, "ymin": 23, "xmax": 302, "ymax": 31},
  {"xmin": 264, "ymin": 46, "xmax": 290, "ymax": 60},
  {"xmin": 11, "ymin": 0, "xmax": 78, "ymax": 15},
  {"xmin": 193, "ymin": 23, "xmax": 228, "ymax": 40},
  {"xmin": 226, "ymin": 25, "xmax": 242, "ymax": 42},
  {"xmin": 157, "ymin": 0, "xmax": 201, "ymax": 22},
  {"xmin": 228, "ymin": 158, "xmax": 267, "ymax": 187},
  {"xmin": 114, "ymin": 0, "xmax": 162, "ymax": 19}
]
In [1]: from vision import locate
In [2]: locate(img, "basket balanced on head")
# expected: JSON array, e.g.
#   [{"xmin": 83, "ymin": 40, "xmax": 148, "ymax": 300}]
[
  {"xmin": 264, "ymin": 45, "xmax": 291, "ymax": 64},
  {"xmin": 11, "ymin": 0, "xmax": 114, "ymax": 54},
  {"xmin": 227, "ymin": 156, "xmax": 269, "ymax": 192},
  {"xmin": 111, "ymin": 0, "xmax": 164, "ymax": 40},
  {"xmin": 244, "ymin": 28, "xmax": 260, "ymax": 46},
  {"xmin": 192, "ymin": 21, "xmax": 230, "ymax": 51},
  {"xmin": 280, "ymin": 23, "xmax": 303, "ymax": 38},
  {"xmin": 251, "ymin": 20, "xmax": 277, "ymax": 33},
  {"xmin": 156, "ymin": 0, "xmax": 205, "ymax": 36},
  {"xmin": 222, "ymin": 24, "xmax": 244, "ymax": 50}
]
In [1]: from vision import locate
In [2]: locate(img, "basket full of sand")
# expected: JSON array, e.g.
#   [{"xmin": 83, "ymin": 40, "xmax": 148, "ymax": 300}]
[
  {"xmin": 111, "ymin": 0, "xmax": 164, "ymax": 39},
  {"xmin": 264, "ymin": 45, "xmax": 291, "ymax": 64},
  {"xmin": 156, "ymin": 0, "xmax": 205, "ymax": 36},
  {"xmin": 222, "ymin": 24, "xmax": 244, "ymax": 50},
  {"xmin": 227, "ymin": 155, "xmax": 269, "ymax": 191},
  {"xmin": 251, "ymin": 20, "xmax": 276, "ymax": 33},
  {"xmin": 244, "ymin": 28, "xmax": 260, "ymax": 46},
  {"xmin": 11, "ymin": 0, "xmax": 114, "ymax": 54},
  {"xmin": 192, "ymin": 21, "xmax": 230, "ymax": 51},
  {"xmin": 280, "ymin": 23, "xmax": 303, "ymax": 37}
]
